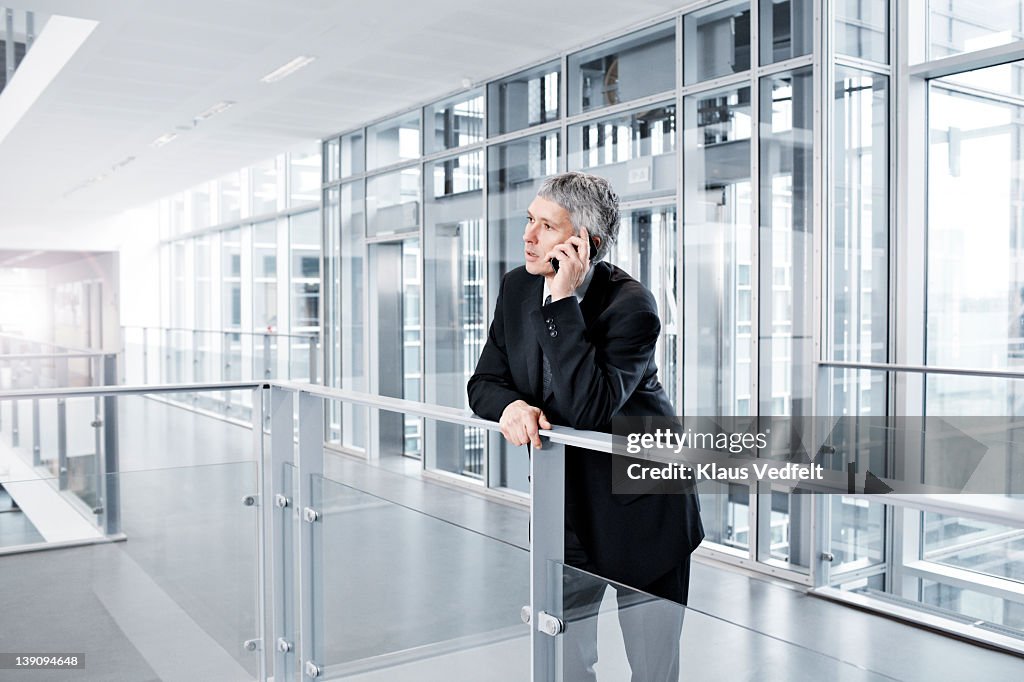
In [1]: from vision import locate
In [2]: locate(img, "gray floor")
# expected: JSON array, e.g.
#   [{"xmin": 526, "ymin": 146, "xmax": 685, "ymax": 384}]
[{"xmin": 0, "ymin": 397, "xmax": 1021, "ymax": 681}]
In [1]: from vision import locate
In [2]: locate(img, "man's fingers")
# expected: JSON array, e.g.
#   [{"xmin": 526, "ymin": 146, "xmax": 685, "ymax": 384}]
[{"xmin": 538, "ymin": 412, "xmax": 552, "ymax": 430}]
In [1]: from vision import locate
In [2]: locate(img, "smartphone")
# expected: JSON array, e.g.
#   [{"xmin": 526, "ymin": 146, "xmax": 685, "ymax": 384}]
[{"xmin": 550, "ymin": 234, "xmax": 600, "ymax": 273}]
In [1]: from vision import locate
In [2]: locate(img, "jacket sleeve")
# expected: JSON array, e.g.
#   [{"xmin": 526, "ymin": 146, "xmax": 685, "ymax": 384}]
[
  {"xmin": 467, "ymin": 274, "xmax": 531, "ymax": 421},
  {"xmin": 532, "ymin": 289, "xmax": 660, "ymax": 430}
]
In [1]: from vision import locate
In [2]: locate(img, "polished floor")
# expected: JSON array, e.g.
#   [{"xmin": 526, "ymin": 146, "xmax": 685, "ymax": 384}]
[{"xmin": 0, "ymin": 396, "xmax": 1021, "ymax": 681}]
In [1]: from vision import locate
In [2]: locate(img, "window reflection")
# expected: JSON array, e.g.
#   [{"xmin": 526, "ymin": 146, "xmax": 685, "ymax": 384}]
[
  {"xmin": 568, "ymin": 22, "xmax": 675, "ymax": 115},
  {"xmin": 835, "ymin": 0, "xmax": 887, "ymax": 63},
  {"xmin": 684, "ymin": 85, "xmax": 752, "ymax": 416},
  {"xmin": 367, "ymin": 112, "xmax": 420, "ymax": 170},
  {"xmin": 425, "ymin": 91, "xmax": 484, "ymax": 154},
  {"xmin": 568, "ymin": 104, "xmax": 676, "ymax": 199},
  {"xmin": 684, "ymin": 0, "xmax": 751, "ymax": 85},
  {"xmin": 488, "ymin": 62, "xmax": 559, "ymax": 136},
  {"xmin": 760, "ymin": 0, "xmax": 812, "ymax": 64}
]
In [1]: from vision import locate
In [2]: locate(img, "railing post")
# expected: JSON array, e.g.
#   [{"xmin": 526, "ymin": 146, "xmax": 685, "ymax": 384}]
[
  {"xmin": 308, "ymin": 335, "xmax": 318, "ymax": 384},
  {"xmin": 142, "ymin": 327, "xmax": 149, "ymax": 383},
  {"xmin": 264, "ymin": 334, "xmax": 272, "ymax": 379},
  {"xmin": 297, "ymin": 390, "xmax": 324, "ymax": 680},
  {"xmin": 531, "ymin": 441, "xmax": 565, "ymax": 682},
  {"xmin": 57, "ymin": 397, "xmax": 68, "ymax": 490},
  {"xmin": 101, "ymin": 353, "xmax": 120, "ymax": 535},
  {"xmin": 32, "ymin": 396, "xmax": 40, "ymax": 467},
  {"xmin": 269, "ymin": 386, "xmax": 297, "ymax": 682}
]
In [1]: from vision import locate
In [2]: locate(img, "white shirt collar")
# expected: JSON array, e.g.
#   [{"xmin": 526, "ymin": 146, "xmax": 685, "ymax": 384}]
[{"xmin": 542, "ymin": 261, "xmax": 597, "ymax": 305}]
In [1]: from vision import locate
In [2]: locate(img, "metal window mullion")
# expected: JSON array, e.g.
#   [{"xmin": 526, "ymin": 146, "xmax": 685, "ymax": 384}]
[
  {"xmin": 675, "ymin": 12, "xmax": 685, "ymax": 412},
  {"xmin": 268, "ymin": 386, "xmax": 297, "ymax": 679},
  {"xmin": 749, "ymin": 0, "xmax": 763, "ymax": 568},
  {"xmin": 834, "ymin": 54, "xmax": 892, "ymax": 76}
]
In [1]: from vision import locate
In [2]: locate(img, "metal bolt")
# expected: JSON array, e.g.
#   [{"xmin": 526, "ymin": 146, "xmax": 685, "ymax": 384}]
[
  {"xmin": 520, "ymin": 606, "xmax": 531, "ymax": 624},
  {"xmin": 303, "ymin": 507, "xmax": 320, "ymax": 523},
  {"xmin": 277, "ymin": 638, "xmax": 292, "ymax": 653},
  {"xmin": 242, "ymin": 495, "xmax": 257, "ymax": 507},
  {"xmin": 304, "ymin": 661, "xmax": 321, "ymax": 678},
  {"xmin": 90, "ymin": 419, "xmax": 102, "ymax": 428},
  {"xmin": 243, "ymin": 639, "xmax": 260, "ymax": 651},
  {"xmin": 536, "ymin": 611, "xmax": 564, "ymax": 636},
  {"xmin": 821, "ymin": 552, "xmax": 835, "ymax": 562},
  {"xmin": 275, "ymin": 494, "xmax": 291, "ymax": 509}
]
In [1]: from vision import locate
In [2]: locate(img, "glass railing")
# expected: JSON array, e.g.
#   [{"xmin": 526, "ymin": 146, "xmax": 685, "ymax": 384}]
[
  {"xmin": 2, "ymin": 377, "xmax": 1023, "ymax": 680},
  {"xmin": 546, "ymin": 563, "xmax": 877, "ymax": 680},
  {"xmin": 122, "ymin": 326, "xmax": 319, "ymax": 386}
]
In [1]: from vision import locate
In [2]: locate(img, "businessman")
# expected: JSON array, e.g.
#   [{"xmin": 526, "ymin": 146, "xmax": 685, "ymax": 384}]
[{"xmin": 468, "ymin": 172, "xmax": 703, "ymax": 680}]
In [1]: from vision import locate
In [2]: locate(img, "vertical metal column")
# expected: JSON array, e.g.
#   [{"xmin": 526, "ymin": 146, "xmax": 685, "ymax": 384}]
[
  {"xmin": 101, "ymin": 354, "xmax": 120, "ymax": 535},
  {"xmin": 263, "ymin": 334, "xmax": 272, "ymax": 379},
  {"xmin": 57, "ymin": 397, "xmax": 68, "ymax": 490},
  {"xmin": 308, "ymin": 335, "xmax": 318, "ymax": 384},
  {"xmin": 269, "ymin": 387, "xmax": 297, "ymax": 682},
  {"xmin": 250, "ymin": 387, "xmax": 268, "ymax": 682},
  {"xmin": 297, "ymin": 391, "xmax": 324, "ymax": 679},
  {"xmin": 142, "ymin": 327, "xmax": 149, "ymax": 383},
  {"xmin": 530, "ymin": 441, "xmax": 565, "ymax": 681}
]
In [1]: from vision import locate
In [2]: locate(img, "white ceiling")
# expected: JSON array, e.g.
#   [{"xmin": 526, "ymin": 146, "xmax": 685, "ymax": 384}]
[{"xmin": 0, "ymin": 0, "xmax": 686, "ymax": 244}]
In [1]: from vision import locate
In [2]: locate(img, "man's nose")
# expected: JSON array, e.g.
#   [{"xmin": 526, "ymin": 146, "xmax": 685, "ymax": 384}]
[{"xmin": 523, "ymin": 224, "xmax": 537, "ymax": 242}]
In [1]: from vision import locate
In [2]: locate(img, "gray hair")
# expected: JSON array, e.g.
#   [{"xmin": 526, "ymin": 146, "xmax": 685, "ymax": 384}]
[{"xmin": 537, "ymin": 172, "xmax": 619, "ymax": 261}]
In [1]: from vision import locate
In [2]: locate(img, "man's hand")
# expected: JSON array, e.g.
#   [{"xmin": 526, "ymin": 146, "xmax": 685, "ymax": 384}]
[
  {"xmin": 547, "ymin": 227, "xmax": 592, "ymax": 301},
  {"xmin": 499, "ymin": 399, "xmax": 552, "ymax": 448}
]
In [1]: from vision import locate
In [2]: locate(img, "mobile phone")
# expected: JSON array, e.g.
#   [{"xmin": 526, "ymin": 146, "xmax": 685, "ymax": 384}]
[{"xmin": 550, "ymin": 234, "xmax": 600, "ymax": 273}]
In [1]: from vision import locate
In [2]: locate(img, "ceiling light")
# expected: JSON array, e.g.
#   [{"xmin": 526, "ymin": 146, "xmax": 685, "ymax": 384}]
[
  {"xmin": 194, "ymin": 100, "xmax": 235, "ymax": 123},
  {"xmin": 152, "ymin": 132, "xmax": 177, "ymax": 148},
  {"xmin": 260, "ymin": 56, "xmax": 316, "ymax": 83}
]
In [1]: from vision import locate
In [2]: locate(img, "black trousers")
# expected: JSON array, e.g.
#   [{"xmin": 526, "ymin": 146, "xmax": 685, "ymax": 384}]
[{"xmin": 562, "ymin": 527, "xmax": 688, "ymax": 682}]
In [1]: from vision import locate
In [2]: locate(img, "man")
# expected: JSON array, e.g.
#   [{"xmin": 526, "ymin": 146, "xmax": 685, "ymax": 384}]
[{"xmin": 468, "ymin": 172, "xmax": 703, "ymax": 680}]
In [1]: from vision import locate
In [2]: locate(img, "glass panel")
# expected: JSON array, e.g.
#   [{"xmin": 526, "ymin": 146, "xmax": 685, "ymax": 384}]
[
  {"xmin": 488, "ymin": 61, "xmax": 559, "ymax": 136},
  {"xmin": 927, "ymin": 66, "xmax": 1024, "ymax": 377},
  {"xmin": 684, "ymin": 0, "xmax": 751, "ymax": 85},
  {"xmin": 403, "ymin": 239, "xmax": 422, "ymax": 459},
  {"xmin": 288, "ymin": 145, "xmax": 321, "ymax": 206},
  {"xmin": 221, "ymin": 229, "xmax": 242, "ymax": 330},
  {"xmin": 835, "ymin": 0, "xmax": 888, "ymax": 63},
  {"xmin": 324, "ymin": 188, "xmax": 341, "ymax": 400},
  {"xmin": 218, "ymin": 171, "xmax": 242, "ymax": 223},
  {"xmin": 929, "ymin": 0, "xmax": 1024, "ymax": 59},
  {"xmin": 568, "ymin": 103, "xmax": 676, "ymax": 201},
  {"xmin": 831, "ymin": 68, "xmax": 888, "ymax": 373},
  {"xmin": 312, "ymin": 474, "xmax": 528, "ymax": 675},
  {"xmin": 697, "ymin": 481, "xmax": 751, "ymax": 550},
  {"xmin": 194, "ymin": 237, "xmax": 212, "ymax": 332},
  {"xmin": 551, "ymin": 562, "xmax": 872, "ymax": 679},
  {"xmin": 568, "ymin": 21, "xmax": 676, "ymax": 115},
  {"xmin": 252, "ymin": 158, "xmax": 280, "ymax": 216},
  {"xmin": 340, "ymin": 181, "xmax": 368, "ymax": 452},
  {"xmin": 366, "ymin": 168, "xmax": 421, "ymax": 236},
  {"xmin": 760, "ymin": 0, "xmax": 812, "ymax": 64},
  {"xmin": 190, "ymin": 182, "xmax": 211, "ymax": 231},
  {"xmin": 341, "ymin": 130, "xmax": 365, "ymax": 177},
  {"xmin": 829, "ymin": 496, "xmax": 885, "ymax": 571},
  {"xmin": 367, "ymin": 111, "xmax": 420, "ymax": 170},
  {"xmin": 425, "ymin": 90, "xmax": 484, "ymax": 154},
  {"xmin": 485, "ymin": 132, "xmax": 558, "ymax": 493},
  {"xmin": 758, "ymin": 67, "xmax": 813, "ymax": 419},
  {"xmin": 683, "ymin": 85, "xmax": 752, "ymax": 415},
  {"xmin": 609, "ymin": 206, "xmax": 680, "ymax": 409},
  {"xmin": 290, "ymin": 210, "xmax": 320, "ymax": 331},
  {"xmin": 253, "ymin": 220, "xmax": 278, "ymax": 333},
  {"xmin": 923, "ymin": 512, "xmax": 1024, "ymax": 582},
  {"xmin": 424, "ymin": 152, "xmax": 486, "ymax": 479},
  {"xmin": 921, "ymin": 579, "xmax": 1024, "ymax": 633}
]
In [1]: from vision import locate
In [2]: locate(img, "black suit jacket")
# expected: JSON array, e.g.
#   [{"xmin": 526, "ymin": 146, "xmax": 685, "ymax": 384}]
[{"xmin": 468, "ymin": 261, "xmax": 704, "ymax": 588}]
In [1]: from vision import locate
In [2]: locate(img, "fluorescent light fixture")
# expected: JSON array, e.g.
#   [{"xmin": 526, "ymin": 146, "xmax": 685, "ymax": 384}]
[
  {"xmin": 260, "ymin": 56, "xmax": 316, "ymax": 83},
  {"xmin": 151, "ymin": 132, "xmax": 177, "ymax": 148},
  {"xmin": 0, "ymin": 15, "xmax": 99, "ymax": 147},
  {"xmin": 194, "ymin": 100, "xmax": 235, "ymax": 122}
]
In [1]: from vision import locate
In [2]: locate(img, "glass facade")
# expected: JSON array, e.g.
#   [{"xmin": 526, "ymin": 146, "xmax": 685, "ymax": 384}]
[{"xmin": 310, "ymin": 0, "xmax": 1024, "ymax": 649}]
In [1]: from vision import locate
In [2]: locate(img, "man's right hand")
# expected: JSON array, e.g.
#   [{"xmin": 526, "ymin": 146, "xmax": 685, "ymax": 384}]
[{"xmin": 499, "ymin": 400, "xmax": 552, "ymax": 448}]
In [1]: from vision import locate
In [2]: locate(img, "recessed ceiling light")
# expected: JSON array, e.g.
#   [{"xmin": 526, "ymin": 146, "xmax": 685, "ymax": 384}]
[
  {"xmin": 194, "ymin": 100, "xmax": 235, "ymax": 123},
  {"xmin": 260, "ymin": 56, "xmax": 316, "ymax": 83},
  {"xmin": 152, "ymin": 132, "xmax": 177, "ymax": 148}
]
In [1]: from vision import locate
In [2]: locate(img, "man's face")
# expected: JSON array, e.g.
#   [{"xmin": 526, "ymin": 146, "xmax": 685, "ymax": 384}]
[{"xmin": 523, "ymin": 195, "xmax": 575, "ymax": 276}]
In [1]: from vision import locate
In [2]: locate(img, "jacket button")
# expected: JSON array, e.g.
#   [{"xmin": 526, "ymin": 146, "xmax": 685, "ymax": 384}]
[
  {"xmin": 550, "ymin": 330, "xmax": 558, "ymax": 338},
  {"xmin": 545, "ymin": 318, "xmax": 553, "ymax": 324}
]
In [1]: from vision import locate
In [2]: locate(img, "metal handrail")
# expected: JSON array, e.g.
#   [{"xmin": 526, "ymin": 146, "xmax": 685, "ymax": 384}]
[
  {"xmin": 817, "ymin": 359, "xmax": 1024, "ymax": 380},
  {"xmin": 0, "ymin": 331, "xmax": 100, "ymax": 356},
  {"xmin": 123, "ymin": 325, "xmax": 319, "ymax": 341},
  {"xmin": 0, "ymin": 352, "xmax": 107, "ymax": 360}
]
